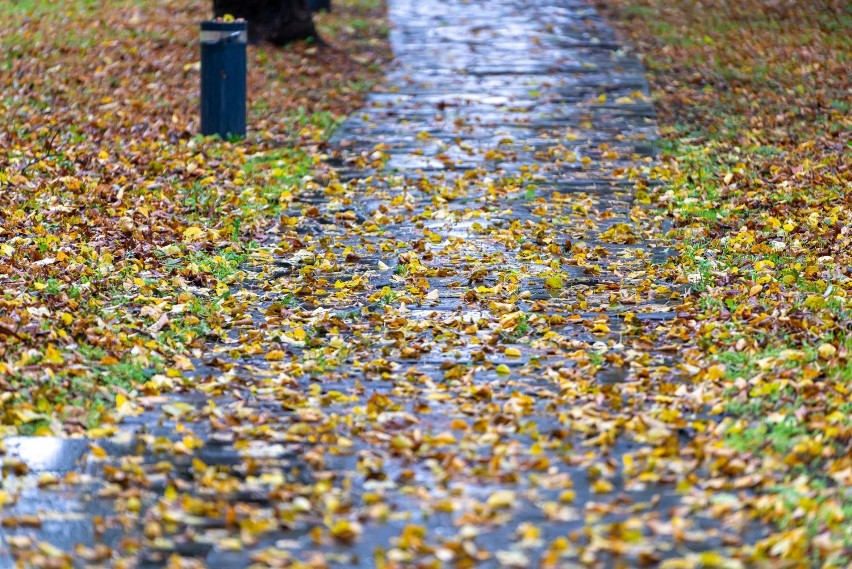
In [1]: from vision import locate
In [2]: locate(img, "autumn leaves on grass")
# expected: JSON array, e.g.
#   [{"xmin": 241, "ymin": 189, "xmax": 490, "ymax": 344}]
[
  {"xmin": 600, "ymin": 0, "xmax": 851, "ymax": 564},
  {"xmin": 0, "ymin": 0, "xmax": 389, "ymax": 435}
]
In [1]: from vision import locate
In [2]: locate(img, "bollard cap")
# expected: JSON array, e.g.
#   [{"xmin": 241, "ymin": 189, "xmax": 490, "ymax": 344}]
[{"xmin": 200, "ymin": 20, "xmax": 248, "ymax": 44}]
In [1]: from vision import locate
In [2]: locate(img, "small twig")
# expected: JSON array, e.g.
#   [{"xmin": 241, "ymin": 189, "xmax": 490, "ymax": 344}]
[
  {"xmin": 125, "ymin": 325, "xmax": 157, "ymax": 339},
  {"xmin": 19, "ymin": 153, "xmax": 64, "ymax": 175},
  {"xmin": 19, "ymin": 129, "xmax": 62, "ymax": 174}
]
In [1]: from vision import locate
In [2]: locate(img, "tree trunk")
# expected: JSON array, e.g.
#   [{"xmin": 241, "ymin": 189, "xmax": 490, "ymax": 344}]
[{"xmin": 212, "ymin": 0, "xmax": 317, "ymax": 45}]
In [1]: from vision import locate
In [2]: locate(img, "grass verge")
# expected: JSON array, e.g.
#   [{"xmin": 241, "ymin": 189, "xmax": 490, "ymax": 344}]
[
  {"xmin": 599, "ymin": 0, "xmax": 851, "ymax": 565},
  {"xmin": 0, "ymin": 0, "xmax": 389, "ymax": 435}
]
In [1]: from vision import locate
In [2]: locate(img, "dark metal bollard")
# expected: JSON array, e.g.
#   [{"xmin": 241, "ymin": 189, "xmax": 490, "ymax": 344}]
[
  {"xmin": 309, "ymin": 0, "xmax": 331, "ymax": 13},
  {"xmin": 200, "ymin": 20, "xmax": 247, "ymax": 139}
]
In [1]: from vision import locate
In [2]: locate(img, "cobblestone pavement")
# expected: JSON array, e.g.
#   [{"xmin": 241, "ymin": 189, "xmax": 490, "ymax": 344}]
[{"xmin": 1, "ymin": 0, "xmax": 766, "ymax": 567}]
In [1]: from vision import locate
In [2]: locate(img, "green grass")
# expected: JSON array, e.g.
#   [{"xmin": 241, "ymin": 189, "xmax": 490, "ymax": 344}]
[
  {"xmin": 242, "ymin": 146, "xmax": 315, "ymax": 215},
  {"xmin": 7, "ymin": 348, "xmax": 158, "ymax": 434},
  {"xmin": 0, "ymin": 0, "xmax": 103, "ymax": 16},
  {"xmin": 725, "ymin": 417, "xmax": 810, "ymax": 456},
  {"xmin": 375, "ymin": 288, "xmax": 401, "ymax": 307},
  {"xmin": 0, "ymin": 0, "xmax": 127, "ymax": 57},
  {"xmin": 187, "ymin": 247, "xmax": 252, "ymax": 282},
  {"xmin": 100, "ymin": 359, "xmax": 156, "ymax": 393}
]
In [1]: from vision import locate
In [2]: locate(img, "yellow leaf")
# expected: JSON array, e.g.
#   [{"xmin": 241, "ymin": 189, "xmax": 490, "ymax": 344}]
[
  {"xmin": 182, "ymin": 226, "xmax": 204, "ymax": 240},
  {"xmin": 429, "ymin": 432, "xmax": 456, "ymax": 445},
  {"xmin": 779, "ymin": 349, "xmax": 805, "ymax": 361},
  {"xmin": 545, "ymin": 276, "xmax": 563, "ymax": 289},
  {"xmin": 391, "ymin": 435, "xmax": 413, "ymax": 449},
  {"xmin": 37, "ymin": 473, "xmax": 59, "ymax": 487},
  {"xmin": 558, "ymin": 490, "xmax": 575, "ymax": 503},
  {"xmin": 219, "ymin": 538, "xmax": 243, "ymax": 551},
  {"xmin": 426, "ymin": 392, "xmax": 452, "ymax": 401},
  {"xmin": 706, "ymin": 364, "xmax": 726, "ymax": 380},
  {"xmin": 818, "ymin": 343, "xmax": 836, "ymax": 359},
  {"xmin": 697, "ymin": 551, "xmax": 744, "ymax": 569},
  {"xmin": 486, "ymin": 490, "xmax": 516, "ymax": 509},
  {"xmin": 329, "ymin": 519, "xmax": 362, "ymax": 543},
  {"xmin": 34, "ymin": 425, "xmax": 54, "ymax": 436},
  {"xmin": 504, "ymin": 347, "xmax": 522, "ymax": 357},
  {"xmin": 43, "ymin": 345, "xmax": 64, "ymax": 365},
  {"xmin": 495, "ymin": 364, "xmax": 511, "ymax": 375},
  {"xmin": 88, "ymin": 425, "xmax": 118, "ymax": 438},
  {"xmin": 292, "ymin": 327, "xmax": 307, "ymax": 341},
  {"xmin": 265, "ymin": 350, "xmax": 286, "ymax": 361},
  {"xmin": 162, "ymin": 402, "xmax": 194, "ymax": 418},
  {"xmin": 590, "ymin": 322, "xmax": 611, "ymax": 334},
  {"xmin": 37, "ymin": 542, "xmax": 63, "ymax": 558}
]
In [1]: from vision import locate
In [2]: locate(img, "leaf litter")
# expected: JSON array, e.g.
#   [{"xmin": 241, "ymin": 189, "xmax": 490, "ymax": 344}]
[{"xmin": 1, "ymin": 0, "xmax": 849, "ymax": 568}]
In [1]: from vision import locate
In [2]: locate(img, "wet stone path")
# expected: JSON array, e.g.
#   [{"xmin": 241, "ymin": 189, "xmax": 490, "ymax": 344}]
[{"xmin": 2, "ymin": 0, "xmax": 766, "ymax": 567}]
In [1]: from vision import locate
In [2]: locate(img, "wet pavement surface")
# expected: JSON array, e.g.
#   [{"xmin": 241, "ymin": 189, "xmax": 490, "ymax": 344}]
[{"xmin": 1, "ymin": 0, "xmax": 767, "ymax": 567}]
